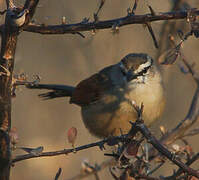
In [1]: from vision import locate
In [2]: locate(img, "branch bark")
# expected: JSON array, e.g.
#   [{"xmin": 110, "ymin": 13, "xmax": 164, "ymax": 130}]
[
  {"xmin": 0, "ymin": 11, "xmax": 19, "ymax": 180},
  {"xmin": 0, "ymin": 0, "xmax": 39, "ymax": 179},
  {"xmin": 23, "ymin": 9, "xmax": 199, "ymax": 35},
  {"xmin": 12, "ymin": 136, "xmax": 127, "ymax": 163}
]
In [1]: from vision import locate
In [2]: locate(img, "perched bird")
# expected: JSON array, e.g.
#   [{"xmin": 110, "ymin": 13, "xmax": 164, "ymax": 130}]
[{"xmin": 27, "ymin": 53, "xmax": 165, "ymax": 138}]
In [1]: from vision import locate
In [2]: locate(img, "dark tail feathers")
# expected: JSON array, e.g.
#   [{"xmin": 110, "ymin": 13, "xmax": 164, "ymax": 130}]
[{"xmin": 26, "ymin": 84, "xmax": 75, "ymax": 100}]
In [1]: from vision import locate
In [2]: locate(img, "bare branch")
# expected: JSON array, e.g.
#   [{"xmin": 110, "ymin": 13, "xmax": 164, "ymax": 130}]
[
  {"xmin": 12, "ymin": 136, "xmax": 128, "ymax": 163},
  {"xmin": 23, "ymin": 9, "xmax": 199, "ymax": 35},
  {"xmin": 54, "ymin": 168, "xmax": 62, "ymax": 180},
  {"xmin": 167, "ymin": 152, "xmax": 199, "ymax": 179},
  {"xmin": 0, "ymin": 0, "xmax": 40, "ymax": 179},
  {"xmin": 145, "ymin": 22, "xmax": 159, "ymax": 49},
  {"xmin": 138, "ymin": 123, "xmax": 199, "ymax": 178},
  {"xmin": 129, "ymin": 106, "xmax": 199, "ymax": 179}
]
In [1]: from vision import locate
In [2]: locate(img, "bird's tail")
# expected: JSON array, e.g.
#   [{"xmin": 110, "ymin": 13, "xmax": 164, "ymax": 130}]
[{"xmin": 26, "ymin": 83, "xmax": 75, "ymax": 100}]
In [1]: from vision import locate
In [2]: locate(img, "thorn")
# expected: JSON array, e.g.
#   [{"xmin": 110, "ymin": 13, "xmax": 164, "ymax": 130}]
[
  {"xmin": 81, "ymin": 17, "xmax": 89, "ymax": 24},
  {"xmin": 111, "ymin": 22, "xmax": 120, "ymax": 34},
  {"xmin": 131, "ymin": 0, "xmax": 139, "ymax": 14},
  {"xmin": 148, "ymin": 5, "xmax": 156, "ymax": 16},
  {"xmin": 72, "ymin": 32, "xmax": 85, "ymax": 38}
]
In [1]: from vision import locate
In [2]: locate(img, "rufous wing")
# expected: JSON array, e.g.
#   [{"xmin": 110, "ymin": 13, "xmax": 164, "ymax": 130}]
[{"xmin": 70, "ymin": 72, "xmax": 112, "ymax": 106}]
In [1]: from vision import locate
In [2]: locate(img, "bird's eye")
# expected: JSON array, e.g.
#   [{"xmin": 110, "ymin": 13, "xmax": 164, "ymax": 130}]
[
  {"xmin": 142, "ymin": 68, "xmax": 147, "ymax": 74},
  {"xmin": 121, "ymin": 69, "xmax": 126, "ymax": 76}
]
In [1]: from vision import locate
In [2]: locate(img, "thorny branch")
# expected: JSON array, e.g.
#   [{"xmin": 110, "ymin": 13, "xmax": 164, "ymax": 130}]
[
  {"xmin": 130, "ymin": 114, "xmax": 199, "ymax": 178},
  {"xmin": 12, "ymin": 136, "xmax": 127, "ymax": 163},
  {"xmin": 19, "ymin": 9, "xmax": 199, "ymax": 35},
  {"xmin": 167, "ymin": 152, "xmax": 199, "ymax": 179}
]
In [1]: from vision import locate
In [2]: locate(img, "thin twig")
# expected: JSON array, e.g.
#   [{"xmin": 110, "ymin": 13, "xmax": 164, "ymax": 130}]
[
  {"xmin": 146, "ymin": 161, "xmax": 165, "ymax": 176},
  {"xmin": 54, "ymin": 168, "xmax": 62, "ymax": 180},
  {"xmin": 131, "ymin": 0, "xmax": 139, "ymax": 14},
  {"xmin": 12, "ymin": 136, "xmax": 128, "ymax": 163},
  {"xmin": 94, "ymin": 0, "xmax": 106, "ymax": 21},
  {"xmin": 183, "ymin": 128, "xmax": 199, "ymax": 137},
  {"xmin": 145, "ymin": 22, "xmax": 159, "ymax": 49},
  {"xmin": 167, "ymin": 152, "xmax": 199, "ymax": 179},
  {"xmin": 135, "ymin": 174, "xmax": 161, "ymax": 180},
  {"xmin": 64, "ymin": 159, "xmax": 115, "ymax": 180},
  {"xmin": 136, "ymin": 122, "xmax": 199, "ymax": 178}
]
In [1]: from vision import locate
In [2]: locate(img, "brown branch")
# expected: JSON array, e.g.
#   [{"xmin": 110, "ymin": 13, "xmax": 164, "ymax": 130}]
[
  {"xmin": 145, "ymin": 22, "xmax": 159, "ymax": 49},
  {"xmin": 0, "ymin": 13, "xmax": 19, "ymax": 180},
  {"xmin": 12, "ymin": 136, "xmax": 128, "ymax": 163},
  {"xmin": 168, "ymin": 152, "xmax": 199, "ymax": 179},
  {"xmin": 0, "ymin": 0, "xmax": 39, "ymax": 179},
  {"xmin": 54, "ymin": 168, "xmax": 62, "ymax": 180},
  {"xmin": 23, "ymin": 9, "xmax": 199, "ymax": 34},
  {"xmin": 134, "ymin": 174, "xmax": 160, "ymax": 180},
  {"xmin": 93, "ymin": 0, "xmax": 106, "ymax": 22},
  {"xmin": 134, "ymin": 122, "xmax": 199, "ymax": 179},
  {"xmin": 150, "ymin": 2, "xmax": 199, "ymax": 165},
  {"xmin": 183, "ymin": 128, "xmax": 199, "ymax": 137}
]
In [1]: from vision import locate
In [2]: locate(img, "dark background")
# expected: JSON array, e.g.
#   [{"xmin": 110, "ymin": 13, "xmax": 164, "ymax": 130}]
[{"xmin": 0, "ymin": 0, "xmax": 199, "ymax": 179}]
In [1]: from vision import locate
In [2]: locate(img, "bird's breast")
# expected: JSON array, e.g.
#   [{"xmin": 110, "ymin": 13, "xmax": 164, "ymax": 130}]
[{"xmin": 81, "ymin": 83, "xmax": 165, "ymax": 138}]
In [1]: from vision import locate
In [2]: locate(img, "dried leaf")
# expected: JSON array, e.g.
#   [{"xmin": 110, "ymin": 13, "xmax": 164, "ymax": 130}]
[
  {"xmin": 67, "ymin": 127, "xmax": 77, "ymax": 147},
  {"xmin": 123, "ymin": 140, "xmax": 140, "ymax": 159}
]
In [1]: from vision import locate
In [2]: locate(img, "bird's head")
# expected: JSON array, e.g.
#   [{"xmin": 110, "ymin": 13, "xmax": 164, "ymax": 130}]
[{"xmin": 118, "ymin": 53, "xmax": 155, "ymax": 84}]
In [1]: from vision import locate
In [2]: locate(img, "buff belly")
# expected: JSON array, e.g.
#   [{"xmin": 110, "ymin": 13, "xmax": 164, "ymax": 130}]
[{"xmin": 80, "ymin": 74, "xmax": 166, "ymax": 138}]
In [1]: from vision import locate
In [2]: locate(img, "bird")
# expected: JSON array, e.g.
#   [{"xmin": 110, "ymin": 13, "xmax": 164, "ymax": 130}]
[{"xmin": 27, "ymin": 53, "xmax": 165, "ymax": 138}]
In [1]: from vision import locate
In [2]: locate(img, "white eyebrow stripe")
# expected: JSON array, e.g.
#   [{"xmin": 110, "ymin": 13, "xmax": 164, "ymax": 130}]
[{"xmin": 134, "ymin": 55, "xmax": 152, "ymax": 74}]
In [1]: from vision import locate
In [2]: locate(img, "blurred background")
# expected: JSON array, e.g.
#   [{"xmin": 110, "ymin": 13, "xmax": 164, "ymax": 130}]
[{"xmin": 0, "ymin": 0, "xmax": 199, "ymax": 179}]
